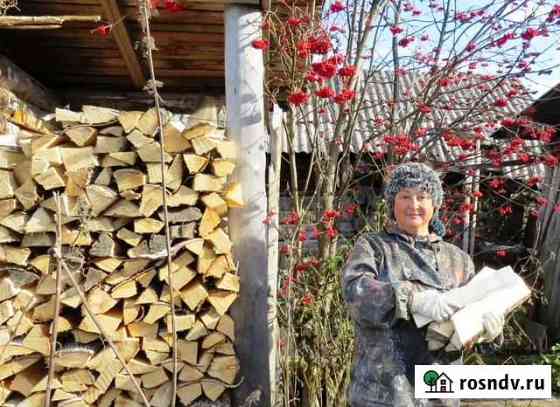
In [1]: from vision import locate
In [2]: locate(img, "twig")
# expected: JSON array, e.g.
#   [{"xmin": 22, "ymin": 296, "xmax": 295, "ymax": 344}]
[
  {"xmin": 139, "ymin": 1, "xmax": 179, "ymax": 405},
  {"xmin": 44, "ymin": 192, "xmax": 64, "ymax": 407}
]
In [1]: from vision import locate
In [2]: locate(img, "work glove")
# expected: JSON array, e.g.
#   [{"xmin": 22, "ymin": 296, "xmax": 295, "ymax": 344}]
[
  {"xmin": 479, "ymin": 311, "xmax": 505, "ymax": 342},
  {"xmin": 410, "ymin": 290, "xmax": 460, "ymax": 322}
]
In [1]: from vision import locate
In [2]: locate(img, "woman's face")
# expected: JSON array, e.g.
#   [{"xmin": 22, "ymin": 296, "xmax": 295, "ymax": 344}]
[{"xmin": 393, "ymin": 187, "xmax": 435, "ymax": 236}]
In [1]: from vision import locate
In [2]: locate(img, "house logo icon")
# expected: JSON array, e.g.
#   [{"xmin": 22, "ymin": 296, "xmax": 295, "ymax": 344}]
[{"xmin": 423, "ymin": 370, "xmax": 454, "ymax": 393}]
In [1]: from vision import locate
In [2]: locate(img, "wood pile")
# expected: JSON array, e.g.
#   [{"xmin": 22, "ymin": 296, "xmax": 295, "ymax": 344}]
[{"xmin": 0, "ymin": 103, "xmax": 243, "ymax": 406}]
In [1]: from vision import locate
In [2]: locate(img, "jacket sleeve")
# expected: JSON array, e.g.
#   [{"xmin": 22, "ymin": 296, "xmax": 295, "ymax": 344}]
[{"xmin": 342, "ymin": 235, "xmax": 414, "ymax": 329}]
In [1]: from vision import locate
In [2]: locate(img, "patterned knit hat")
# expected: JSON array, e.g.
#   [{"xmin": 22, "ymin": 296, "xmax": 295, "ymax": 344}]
[{"xmin": 384, "ymin": 162, "xmax": 446, "ymax": 236}]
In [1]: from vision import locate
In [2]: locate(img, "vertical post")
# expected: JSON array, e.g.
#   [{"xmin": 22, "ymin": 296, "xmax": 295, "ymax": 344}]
[{"xmin": 225, "ymin": 5, "xmax": 270, "ymax": 406}]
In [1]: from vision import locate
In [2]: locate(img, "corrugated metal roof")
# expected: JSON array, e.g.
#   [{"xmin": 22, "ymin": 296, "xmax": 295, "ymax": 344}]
[{"xmin": 278, "ymin": 70, "xmax": 546, "ymax": 180}]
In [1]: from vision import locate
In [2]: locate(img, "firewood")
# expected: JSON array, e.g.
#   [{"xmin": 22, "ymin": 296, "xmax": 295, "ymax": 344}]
[
  {"xmin": 202, "ymin": 379, "xmax": 227, "ymax": 401},
  {"xmin": 141, "ymin": 367, "xmax": 168, "ymax": 389},
  {"xmin": 138, "ymin": 184, "xmax": 163, "ymax": 217},
  {"xmin": 136, "ymin": 108, "xmax": 159, "ymax": 136},
  {"xmin": 166, "ymin": 313, "xmax": 195, "ymax": 333},
  {"xmin": 210, "ymin": 159, "xmax": 236, "ymax": 177},
  {"xmin": 158, "ymin": 207, "xmax": 202, "ymax": 224},
  {"xmin": 30, "ymin": 374, "xmax": 63, "ymax": 394},
  {"xmin": 103, "ymin": 199, "xmax": 141, "ymax": 218},
  {"xmin": 164, "ymin": 123, "xmax": 191, "ymax": 153},
  {"xmin": 137, "ymin": 142, "xmax": 172, "ymax": 163},
  {"xmin": 116, "ymin": 228, "xmax": 142, "ymax": 246},
  {"xmin": 0, "ymin": 355, "xmax": 42, "ymax": 380},
  {"xmin": 118, "ymin": 111, "xmax": 142, "ymax": 133},
  {"xmin": 170, "ymin": 223, "xmax": 196, "ymax": 240},
  {"xmin": 150, "ymin": 382, "xmax": 173, "ymax": 407},
  {"xmin": 191, "ymin": 135, "xmax": 217, "ymax": 156},
  {"xmin": 83, "ymin": 268, "xmax": 108, "ymax": 292},
  {"xmin": 82, "ymin": 105, "xmax": 119, "ymax": 124},
  {"xmin": 134, "ymin": 218, "xmax": 164, "ymax": 234},
  {"xmin": 34, "ymin": 146, "xmax": 63, "ymax": 166},
  {"xmin": 216, "ymin": 314, "xmax": 235, "ymax": 341},
  {"xmin": 167, "ymin": 154, "xmax": 184, "ymax": 191},
  {"xmin": 109, "ymin": 152, "xmax": 137, "ymax": 166},
  {"xmin": 121, "ymin": 189, "xmax": 141, "ymax": 200},
  {"xmin": 197, "ymin": 349, "xmax": 215, "ymax": 373},
  {"xmin": 0, "ymin": 149, "xmax": 25, "ymax": 170},
  {"xmin": 17, "ymin": 392, "xmax": 46, "ymax": 407},
  {"xmin": 136, "ymin": 269, "xmax": 156, "ymax": 288},
  {"xmin": 135, "ymin": 287, "xmax": 158, "ymax": 305},
  {"xmin": 215, "ymin": 340, "xmax": 235, "ymax": 355},
  {"xmin": 177, "ymin": 382, "xmax": 202, "ymax": 406},
  {"xmin": 61, "ymin": 287, "xmax": 82, "ymax": 308},
  {"xmin": 201, "ymin": 193, "xmax": 228, "ymax": 217},
  {"xmin": 207, "ymin": 355, "xmax": 239, "ymax": 385},
  {"xmin": 199, "ymin": 208, "xmax": 221, "ymax": 237},
  {"xmin": 206, "ymin": 228, "xmax": 232, "ymax": 255},
  {"xmin": 200, "ymin": 308, "xmax": 221, "ymax": 331},
  {"xmin": 182, "ymin": 123, "xmax": 214, "ymax": 140},
  {"xmin": 32, "ymin": 296, "xmax": 56, "ymax": 322},
  {"xmin": 0, "ymin": 300, "xmax": 14, "ymax": 324},
  {"xmin": 0, "ymin": 170, "xmax": 17, "ymax": 199},
  {"xmin": 100, "ymin": 125, "xmax": 124, "ymax": 137},
  {"xmin": 142, "ymin": 303, "xmax": 169, "ymax": 324},
  {"xmin": 197, "ymin": 245, "xmax": 217, "ymax": 275},
  {"xmin": 145, "ymin": 350, "xmax": 169, "ymax": 365},
  {"xmin": 0, "ymin": 225, "xmax": 18, "ymax": 243},
  {"xmin": 93, "ymin": 258, "xmax": 122, "ymax": 273},
  {"xmin": 13, "ymin": 159, "xmax": 32, "ymax": 185},
  {"xmin": 215, "ymin": 273, "xmax": 240, "ymax": 293},
  {"xmin": 146, "ymin": 163, "xmax": 166, "ymax": 184},
  {"xmin": 122, "ymin": 258, "xmax": 151, "ymax": 275},
  {"xmin": 83, "ymin": 217, "xmax": 119, "ymax": 233},
  {"xmin": 1, "ymin": 246, "xmax": 31, "ymax": 266},
  {"xmin": 111, "ymin": 280, "xmax": 137, "ymax": 299},
  {"xmin": 128, "ymin": 359, "xmax": 158, "ymax": 375},
  {"xmin": 0, "ymin": 198, "xmax": 18, "ymax": 218},
  {"xmin": 52, "ymin": 389, "xmax": 76, "ymax": 401},
  {"xmin": 178, "ymin": 340, "xmax": 198, "ymax": 365},
  {"xmin": 193, "ymin": 174, "xmax": 226, "ymax": 192},
  {"xmin": 65, "ymin": 126, "xmax": 97, "ymax": 147},
  {"xmin": 143, "ymin": 338, "xmax": 170, "ymax": 354},
  {"xmin": 122, "ymin": 298, "xmax": 140, "ymax": 325},
  {"xmin": 79, "ymin": 309, "xmax": 121, "ymax": 335},
  {"xmin": 159, "ymin": 286, "xmax": 184, "ymax": 308},
  {"xmin": 14, "ymin": 179, "xmax": 39, "ymax": 210},
  {"xmin": 100, "ymin": 155, "xmax": 128, "ymax": 168},
  {"xmin": 21, "ymin": 233, "xmax": 55, "ymax": 248},
  {"xmin": 90, "ymin": 232, "xmax": 120, "ymax": 257},
  {"xmin": 126, "ymin": 130, "xmax": 153, "ymax": 149},
  {"xmin": 183, "ymin": 153, "xmax": 208, "ymax": 174},
  {"xmin": 56, "ymin": 108, "xmax": 83, "ymax": 123},
  {"xmin": 72, "ymin": 330, "xmax": 97, "ymax": 344},
  {"xmin": 94, "ymin": 136, "xmax": 128, "ymax": 154},
  {"xmin": 128, "ymin": 321, "xmax": 158, "ymax": 338},
  {"xmin": 87, "ymin": 287, "xmax": 117, "ymax": 314},
  {"xmin": 168, "ymin": 186, "xmax": 198, "ymax": 207},
  {"xmin": 1, "ymin": 211, "xmax": 27, "ymax": 233},
  {"xmin": 113, "ymin": 169, "xmax": 146, "ymax": 192},
  {"xmin": 61, "ymin": 227, "xmax": 92, "ymax": 246},
  {"xmin": 207, "ymin": 290, "xmax": 237, "ymax": 316},
  {"xmin": 224, "ymin": 182, "xmax": 244, "ymax": 207},
  {"xmin": 180, "ymin": 280, "xmax": 209, "ymax": 311},
  {"xmin": 35, "ymin": 275, "xmax": 56, "ymax": 295},
  {"xmin": 185, "ymin": 320, "xmax": 208, "ymax": 342},
  {"xmin": 179, "ymin": 364, "xmax": 204, "ymax": 382},
  {"xmin": 55, "ymin": 348, "xmax": 95, "ymax": 369},
  {"xmin": 115, "ymin": 373, "xmax": 138, "ymax": 393},
  {"xmin": 206, "ymin": 256, "xmax": 232, "ymax": 279},
  {"xmin": 61, "ymin": 147, "xmax": 98, "ymax": 172},
  {"xmin": 202, "ymin": 332, "xmax": 226, "ymax": 349},
  {"xmin": 29, "ymin": 255, "xmax": 50, "ymax": 274},
  {"xmin": 216, "ymin": 139, "xmax": 237, "ymax": 160},
  {"xmin": 34, "ymin": 166, "xmax": 66, "ymax": 190}
]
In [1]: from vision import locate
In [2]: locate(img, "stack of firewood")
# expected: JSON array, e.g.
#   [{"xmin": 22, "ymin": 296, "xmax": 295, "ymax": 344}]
[{"xmin": 0, "ymin": 104, "xmax": 242, "ymax": 406}]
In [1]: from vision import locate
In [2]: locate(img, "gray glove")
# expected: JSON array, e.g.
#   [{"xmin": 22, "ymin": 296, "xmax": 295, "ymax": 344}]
[
  {"xmin": 479, "ymin": 311, "xmax": 504, "ymax": 342},
  {"xmin": 410, "ymin": 289, "xmax": 460, "ymax": 322}
]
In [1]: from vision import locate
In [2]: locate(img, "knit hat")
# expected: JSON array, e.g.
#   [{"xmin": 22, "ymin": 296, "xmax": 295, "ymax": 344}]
[{"xmin": 384, "ymin": 162, "xmax": 446, "ymax": 236}]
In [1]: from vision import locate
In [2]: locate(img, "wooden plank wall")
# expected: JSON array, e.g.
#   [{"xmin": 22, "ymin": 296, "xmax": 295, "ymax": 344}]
[{"xmin": 1, "ymin": 0, "xmax": 226, "ymax": 92}]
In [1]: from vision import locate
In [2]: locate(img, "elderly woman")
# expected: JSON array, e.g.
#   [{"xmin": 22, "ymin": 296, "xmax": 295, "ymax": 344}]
[{"xmin": 342, "ymin": 163, "xmax": 504, "ymax": 407}]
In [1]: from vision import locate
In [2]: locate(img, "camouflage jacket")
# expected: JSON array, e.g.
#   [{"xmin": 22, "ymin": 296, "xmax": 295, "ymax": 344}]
[{"xmin": 342, "ymin": 226, "xmax": 475, "ymax": 407}]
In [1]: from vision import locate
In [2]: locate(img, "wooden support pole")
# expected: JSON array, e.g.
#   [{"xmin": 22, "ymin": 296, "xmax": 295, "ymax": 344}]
[
  {"xmin": 98, "ymin": 0, "xmax": 145, "ymax": 88},
  {"xmin": 0, "ymin": 15, "xmax": 102, "ymax": 28},
  {"xmin": 0, "ymin": 55, "xmax": 61, "ymax": 112},
  {"xmin": 225, "ymin": 5, "xmax": 270, "ymax": 406}
]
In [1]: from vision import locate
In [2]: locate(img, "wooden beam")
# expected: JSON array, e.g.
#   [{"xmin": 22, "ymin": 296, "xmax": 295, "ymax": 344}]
[
  {"xmin": 0, "ymin": 55, "xmax": 61, "ymax": 111},
  {"xmin": 177, "ymin": 0, "xmax": 259, "ymax": 4},
  {"xmin": 98, "ymin": 0, "xmax": 145, "ymax": 88},
  {"xmin": 0, "ymin": 15, "xmax": 102, "ymax": 29},
  {"xmin": 225, "ymin": 5, "xmax": 270, "ymax": 406}
]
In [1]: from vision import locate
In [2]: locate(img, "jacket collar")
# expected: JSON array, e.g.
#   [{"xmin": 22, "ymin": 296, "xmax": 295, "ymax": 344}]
[{"xmin": 384, "ymin": 222, "xmax": 442, "ymax": 244}]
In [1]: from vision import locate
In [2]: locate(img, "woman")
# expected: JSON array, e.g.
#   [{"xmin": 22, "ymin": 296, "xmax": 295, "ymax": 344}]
[{"xmin": 342, "ymin": 162, "xmax": 504, "ymax": 407}]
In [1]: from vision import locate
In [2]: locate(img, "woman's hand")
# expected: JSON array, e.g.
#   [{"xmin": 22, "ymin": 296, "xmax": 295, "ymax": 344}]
[
  {"xmin": 479, "ymin": 311, "xmax": 505, "ymax": 342},
  {"xmin": 410, "ymin": 290, "xmax": 460, "ymax": 322}
]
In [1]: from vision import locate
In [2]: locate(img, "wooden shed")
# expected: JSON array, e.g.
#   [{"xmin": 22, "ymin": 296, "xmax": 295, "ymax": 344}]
[{"xmin": 0, "ymin": 0, "xmax": 271, "ymax": 405}]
